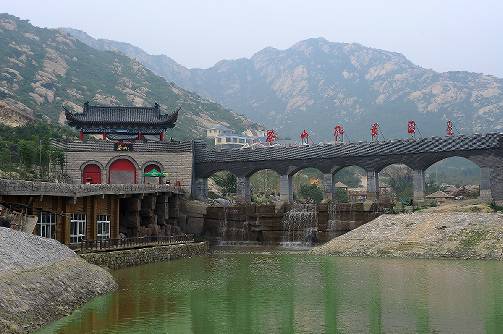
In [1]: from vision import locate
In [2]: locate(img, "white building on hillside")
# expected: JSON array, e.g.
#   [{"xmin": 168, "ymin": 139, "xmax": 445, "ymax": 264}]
[{"xmin": 206, "ymin": 125, "xmax": 265, "ymax": 148}]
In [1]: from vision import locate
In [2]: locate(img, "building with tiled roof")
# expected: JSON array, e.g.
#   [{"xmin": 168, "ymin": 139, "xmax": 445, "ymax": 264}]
[{"xmin": 64, "ymin": 102, "xmax": 179, "ymax": 140}]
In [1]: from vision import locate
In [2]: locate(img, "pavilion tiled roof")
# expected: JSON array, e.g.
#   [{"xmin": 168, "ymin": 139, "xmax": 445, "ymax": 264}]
[{"xmin": 64, "ymin": 102, "xmax": 179, "ymax": 133}]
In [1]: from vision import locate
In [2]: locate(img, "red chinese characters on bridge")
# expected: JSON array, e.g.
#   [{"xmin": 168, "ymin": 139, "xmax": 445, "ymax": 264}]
[
  {"xmin": 334, "ymin": 125, "xmax": 344, "ymax": 142},
  {"xmin": 300, "ymin": 129, "xmax": 309, "ymax": 145},
  {"xmin": 266, "ymin": 129, "xmax": 278, "ymax": 144},
  {"xmin": 370, "ymin": 123, "xmax": 379, "ymax": 141},
  {"xmin": 408, "ymin": 120, "xmax": 416, "ymax": 137}
]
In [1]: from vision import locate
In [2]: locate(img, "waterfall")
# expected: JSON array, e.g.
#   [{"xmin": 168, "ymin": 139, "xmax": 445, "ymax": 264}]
[
  {"xmin": 280, "ymin": 203, "xmax": 318, "ymax": 247},
  {"xmin": 218, "ymin": 207, "xmax": 250, "ymax": 245},
  {"xmin": 328, "ymin": 202, "xmax": 338, "ymax": 238}
]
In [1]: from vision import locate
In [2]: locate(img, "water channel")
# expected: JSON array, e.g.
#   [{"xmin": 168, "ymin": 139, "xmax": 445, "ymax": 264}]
[{"xmin": 37, "ymin": 252, "xmax": 503, "ymax": 334}]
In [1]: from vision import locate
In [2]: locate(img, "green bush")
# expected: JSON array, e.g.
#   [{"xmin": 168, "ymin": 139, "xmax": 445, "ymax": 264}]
[
  {"xmin": 298, "ymin": 184, "xmax": 323, "ymax": 203},
  {"xmin": 211, "ymin": 171, "xmax": 236, "ymax": 197}
]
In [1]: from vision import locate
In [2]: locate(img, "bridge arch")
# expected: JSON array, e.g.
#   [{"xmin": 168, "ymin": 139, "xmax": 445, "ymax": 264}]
[
  {"xmin": 208, "ymin": 170, "xmax": 238, "ymax": 200},
  {"xmin": 332, "ymin": 165, "xmax": 367, "ymax": 203},
  {"xmin": 291, "ymin": 167, "xmax": 325, "ymax": 203},
  {"xmin": 424, "ymin": 156, "xmax": 483, "ymax": 201},
  {"xmin": 378, "ymin": 164, "xmax": 413, "ymax": 205},
  {"xmin": 248, "ymin": 169, "xmax": 280, "ymax": 204}
]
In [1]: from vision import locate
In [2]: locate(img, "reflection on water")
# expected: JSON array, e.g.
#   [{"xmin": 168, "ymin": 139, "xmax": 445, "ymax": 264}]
[{"xmin": 37, "ymin": 254, "xmax": 503, "ymax": 334}]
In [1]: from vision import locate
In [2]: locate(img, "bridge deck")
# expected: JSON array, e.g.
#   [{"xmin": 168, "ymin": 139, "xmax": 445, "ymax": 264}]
[{"xmin": 195, "ymin": 133, "xmax": 503, "ymax": 163}]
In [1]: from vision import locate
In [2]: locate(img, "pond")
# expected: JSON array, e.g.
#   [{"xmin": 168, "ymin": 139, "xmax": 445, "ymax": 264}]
[{"xmin": 37, "ymin": 253, "xmax": 503, "ymax": 333}]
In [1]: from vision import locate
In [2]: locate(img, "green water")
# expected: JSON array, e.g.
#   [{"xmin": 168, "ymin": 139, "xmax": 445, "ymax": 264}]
[{"xmin": 38, "ymin": 253, "xmax": 503, "ymax": 334}]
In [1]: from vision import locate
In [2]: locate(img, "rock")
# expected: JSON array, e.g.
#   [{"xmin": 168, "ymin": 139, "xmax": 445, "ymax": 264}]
[
  {"xmin": 312, "ymin": 213, "xmax": 503, "ymax": 260},
  {"xmin": 0, "ymin": 227, "xmax": 117, "ymax": 334}
]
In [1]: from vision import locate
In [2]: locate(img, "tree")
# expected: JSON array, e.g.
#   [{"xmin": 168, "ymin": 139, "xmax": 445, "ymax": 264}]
[
  {"xmin": 211, "ymin": 171, "xmax": 237, "ymax": 197},
  {"xmin": 334, "ymin": 166, "xmax": 363, "ymax": 187},
  {"xmin": 380, "ymin": 165, "xmax": 413, "ymax": 201},
  {"xmin": 298, "ymin": 184, "xmax": 323, "ymax": 203},
  {"xmin": 18, "ymin": 140, "xmax": 35, "ymax": 169},
  {"xmin": 335, "ymin": 188, "xmax": 349, "ymax": 203}
]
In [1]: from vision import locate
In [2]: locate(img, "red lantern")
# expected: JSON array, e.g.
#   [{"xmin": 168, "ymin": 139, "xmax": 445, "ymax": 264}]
[
  {"xmin": 334, "ymin": 125, "xmax": 344, "ymax": 142},
  {"xmin": 407, "ymin": 120, "xmax": 416, "ymax": 136},
  {"xmin": 371, "ymin": 123, "xmax": 379, "ymax": 141},
  {"xmin": 300, "ymin": 129, "xmax": 309, "ymax": 144},
  {"xmin": 266, "ymin": 129, "xmax": 277, "ymax": 144},
  {"xmin": 446, "ymin": 120, "xmax": 454, "ymax": 136}
]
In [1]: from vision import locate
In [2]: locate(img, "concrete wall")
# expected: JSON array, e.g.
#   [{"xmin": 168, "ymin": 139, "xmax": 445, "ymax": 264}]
[{"xmin": 81, "ymin": 242, "xmax": 208, "ymax": 269}]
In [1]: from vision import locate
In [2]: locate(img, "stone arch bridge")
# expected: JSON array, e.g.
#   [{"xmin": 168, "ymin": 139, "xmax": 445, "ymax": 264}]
[{"xmin": 192, "ymin": 133, "xmax": 503, "ymax": 204}]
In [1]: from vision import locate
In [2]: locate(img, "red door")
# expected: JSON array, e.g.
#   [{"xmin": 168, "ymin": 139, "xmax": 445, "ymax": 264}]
[
  {"xmin": 109, "ymin": 159, "xmax": 137, "ymax": 184},
  {"xmin": 82, "ymin": 164, "xmax": 101, "ymax": 184}
]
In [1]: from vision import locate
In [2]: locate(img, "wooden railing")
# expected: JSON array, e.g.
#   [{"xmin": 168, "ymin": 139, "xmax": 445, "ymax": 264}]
[{"xmin": 69, "ymin": 234, "xmax": 194, "ymax": 253}]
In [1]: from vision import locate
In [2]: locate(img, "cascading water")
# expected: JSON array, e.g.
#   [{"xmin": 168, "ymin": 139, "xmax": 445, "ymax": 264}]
[
  {"xmin": 280, "ymin": 203, "xmax": 318, "ymax": 247},
  {"xmin": 218, "ymin": 207, "xmax": 250, "ymax": 245},
  {"xmin": 327, "ymin": 202, "xmax": 338, "ymax": 238}
]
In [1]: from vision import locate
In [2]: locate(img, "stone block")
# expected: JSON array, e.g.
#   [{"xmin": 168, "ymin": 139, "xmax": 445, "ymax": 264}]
[
  {"xmin": 186, "ymin": 216, "xmax": 205, "ymax": 236},
  {"xmin": 181, "ymin": 200, "xmax": 208, "ymax": 216},
  {"xmin": 255, "ymin": 205, "xmax": 275, "ymax": 214}
]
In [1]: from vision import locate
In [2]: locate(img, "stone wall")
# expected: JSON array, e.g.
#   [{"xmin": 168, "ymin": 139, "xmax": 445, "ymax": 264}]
[
  {"xmin": 64, "ymin": 149, "xmax": 194, "ymax": 192},
  {"xmin": 179, "ymin": 201, "xmax": 380, "ymax": 244},
  {"xmin": 80, "ymin": 242, "xmax": 208, "ymax": 269}
]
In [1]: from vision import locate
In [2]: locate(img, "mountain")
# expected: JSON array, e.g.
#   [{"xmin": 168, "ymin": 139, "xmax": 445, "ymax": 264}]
[
  {"xmin": 64, "ymin": 29, "xmax": 503, "ymax": 140},
  {"xmin": 0, "ymin": 14, "xmax": 259, "ymax": 139}
]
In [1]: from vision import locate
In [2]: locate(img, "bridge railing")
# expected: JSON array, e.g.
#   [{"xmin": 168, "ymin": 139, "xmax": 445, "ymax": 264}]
[
  {"xmin": 69, "ymin": 234, "xmax": 194, "ymax": 253},
  {"xmin": 0, "ymin": 178, "xmax": 184, "ymax": 197}
]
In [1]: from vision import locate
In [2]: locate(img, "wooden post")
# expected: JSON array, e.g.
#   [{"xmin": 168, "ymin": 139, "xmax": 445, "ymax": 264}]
[
  {"xmin": 90, "ymin": 196, "xmax": 97, "ymax": 240},
  {"xmin": 111, "ymin": 196, "xmax": 120, "ymax": 239},
  {"xmin": 62, "ymin": 199, "xmax": 70, "ymax": 245}
]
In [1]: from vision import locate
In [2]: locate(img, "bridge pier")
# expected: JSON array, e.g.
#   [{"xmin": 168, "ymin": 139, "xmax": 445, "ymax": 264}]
[
  {"xmin": 366, "ymin": 170, "xmax": 379, "ymax": 201},
  {"xmin": 323, "ymin": 173, "xmax": 335, "ymax": 201},
  {"xmin": 480, "ymin": 167, "xmax": 493, "ymax": 202},
  {"xmin": 413, "ymin": 169, "xmax": 425, "ymax": 204},
  {"xmin": 280, "ymin": 174, "xmax": 293, "ymax": 203},
  {"xmin": 192, "ymin": 177, "xmax": 208, "ymax": 201},
  {"xmin": 236, "ymin": 176, "xmax": 251, "ymax": 202}
]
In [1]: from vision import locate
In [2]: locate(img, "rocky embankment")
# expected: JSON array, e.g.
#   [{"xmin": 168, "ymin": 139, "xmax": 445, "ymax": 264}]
[
  {"xmin": 312, "ymin": 213, "xmax": 503, "ymax": 260},
  {"xmin": 0, "ymin": 227, "xmax": 117, "ymax": 334}
]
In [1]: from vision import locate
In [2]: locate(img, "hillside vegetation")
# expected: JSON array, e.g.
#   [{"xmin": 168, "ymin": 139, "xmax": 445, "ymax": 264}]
[
  {"xmin": 65, "ymin": 29, "xmax": 503, "ymax": 140},
  {"xmin": 0, "ymin": 14, "xmax": 258, "ymax": 139}
]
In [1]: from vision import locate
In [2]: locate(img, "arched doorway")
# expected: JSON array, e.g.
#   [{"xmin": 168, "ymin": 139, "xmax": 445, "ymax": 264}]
[
  {"xmin": 144, "ymin": 163, "xmax": 162, "ymax": 184},
  {"xmin": 82, "ymin": 164, "xmax": 102, "ymax": 184},
  {"xmin": 109, "ymin": 159, "xmax": 137, "ymax": 184}
]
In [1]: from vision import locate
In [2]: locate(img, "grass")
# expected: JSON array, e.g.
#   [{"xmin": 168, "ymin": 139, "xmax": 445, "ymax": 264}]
[{"xmin": 459, "ymin": 230, "xmax": 488, "ymax": 250}]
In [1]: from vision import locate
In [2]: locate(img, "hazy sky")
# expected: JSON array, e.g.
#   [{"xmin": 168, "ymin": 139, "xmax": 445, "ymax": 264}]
[{"xmin": 4, "ymin": 0, "xmax": 503, "ymax": 76}]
